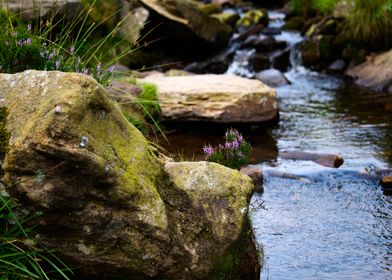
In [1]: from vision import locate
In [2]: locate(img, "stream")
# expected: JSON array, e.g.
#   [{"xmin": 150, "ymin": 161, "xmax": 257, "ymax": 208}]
[{"xmin": 165, "ymin": 9, "xmax": 392, "ymax": 280}]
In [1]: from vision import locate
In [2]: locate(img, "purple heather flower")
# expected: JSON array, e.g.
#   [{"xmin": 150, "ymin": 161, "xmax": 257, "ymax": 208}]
[
  {"xmin": 82, "ymin": 68, "xmax": 88, "ymax": 75},
  {"xmin": 17, "ymin": 40, "xmax": 23, "ymax": 46},
  {"xmin": 203, "ymin": 145, "xmax": 214, "ymax": 156},
  {"xmin": 225, "ymin": 142, "xmax": 231, "ymax": 149},
  {"xmin": 25, "ymin": 38, "xmax": 32, "ymax": 45},
  {"xmin": 55, "ymin": 60, "xmax": 61, "ymax": 69},
  {"xmin": 109, "ymin": 65, "xmax": 115, "ymax": 73},
  {"xmin": 96, "ymin": 62, "xmax": 101, "ymax": 72},
  {"xmin": 233, "ymin": 139, "xmax": 239, "ymax": 149},
  {"xmin": 70, "ymin": 46, "xmax": 75, "ymax": 55},
  {"xmin": 238, "ymin": 135, "xmax": 244, "ymax": 143},
  {"xmin": 48, "ymin": 52, "xmax": 54, "ymax": 60},
  {"xmin": 27, "ymin": 24, "xmax": 32, "ymax": 31}
]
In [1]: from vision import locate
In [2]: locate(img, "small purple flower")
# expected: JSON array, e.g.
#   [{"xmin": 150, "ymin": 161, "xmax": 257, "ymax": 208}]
[
  {"xmin": 27, "ymin": 24, "xmax": 32, "ymax": 31},
  {"xmin": 203, "ymin": 145, "xmax": 214, "ymax": 156},
  {"xmin": 238, "ymin": 135, "xmax": 244, "ymax": 143},
  {"xmin": 55, "ymin": 60, "xmax": 61, "ymax": 69},
  {"xmin": 48, "ymin": 52, "xmax": 54, "ymax": 60},
  {"xmin": 225, "ymin": 142, "xmax": 231, "ymax": 149},
  {"xmin": 17, "ymin": 40, "xmax": 23, "ymax": 46},
  {"xmin": 82, "ymin": 68, "xmax": 88, "ymax": 75},
  {"xmin": 233, "ymin": 139, "xmax": 239, "ymax": 149},
  {"xmin": 70, "ymin": 46, "xmax": 75, "ymax": 55},
  {"xmin": 96, "ymin": 62, "xmax": 101, "ymax": 72},
  {"xmin": 109, "ymin": 65, "xmax": 115, "ymax": 73},
  {"xmin": 25, "ymin": 38, "xmax": 32, "ymax": 45}
]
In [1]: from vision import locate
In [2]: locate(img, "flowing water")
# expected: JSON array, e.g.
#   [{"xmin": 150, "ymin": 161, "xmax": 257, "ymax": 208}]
[{"xmin": 165, "ymin": 10, "xmax": 392, "ymax": 280}]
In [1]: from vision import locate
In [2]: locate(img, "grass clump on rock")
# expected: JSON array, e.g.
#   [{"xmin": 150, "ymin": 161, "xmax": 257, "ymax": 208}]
[{"xmin": 0, "ymin": 193, "xmax": 73, "ymax": 279}]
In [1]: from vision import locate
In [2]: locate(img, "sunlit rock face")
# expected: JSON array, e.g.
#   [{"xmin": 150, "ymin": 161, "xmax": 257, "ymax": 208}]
[{"xmin": 141, "ymin": 74, "xmax": 278, "ymax": 123}]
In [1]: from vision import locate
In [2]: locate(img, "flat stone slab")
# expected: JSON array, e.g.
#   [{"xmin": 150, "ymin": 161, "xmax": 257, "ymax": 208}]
[{"xmin": 141, "ymin": 74, "xmax": 278, "ymax": 123}]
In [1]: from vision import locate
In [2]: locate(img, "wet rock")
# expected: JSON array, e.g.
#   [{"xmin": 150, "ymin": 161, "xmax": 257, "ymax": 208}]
[
  {"xmin": 301, "ymin": 35, "xmax": 335, "ymax": 67},
  {"xmin": 0, "ymin": 70, "xmax": 261, "ymax": 280},
  {"xmin": 240, "ymin": 166, "xmax": 263, "ymax": 193},
  {"xmin": 327, "ymin": 59, "xmax": 346, "ymax": 73},
  {"xmin": 243, "ymin": 35, "xmax": 287, "ymax": 53},
  {"xmin": 283, "ymin": 16, "xmax": 305, "ymax": 30},
  {"xmin": 212, "ymin": 12, "xmax": 241, "ymax": 27},
  {"xmin": 255, "ymin": 69, "xmax": 289, "ymax": 87},
  {"xmin": 272, "ymin": 48, "xmax": 291, "ymax": 72},
  {"xmin": 279, "ymin": 151, "xmax": 344, "ymax": 168},
  {"xmin": 251, "ymin": 53, "xmax": 271, "ymax": 72},
  {"xmin": 381, "ymin": 176, "xmax": 392, "ymax": 195},
  {"xmin": 236, "ymin": 9, "xmax": 269, "ymax": 33},
  {"xmin": 140, "ymin": 74, "xmax": 278, "ymax": 123},
  {"xmin": 139, "ymin": 0, "xmax": 232, "ymax": 55},
  {"xmin": 3, "ymin": 0, "xmax": 82, "ymax": 20},
  {"xmin": 346, "ymin": 49, "xmax": 392, "ymax": 93}
]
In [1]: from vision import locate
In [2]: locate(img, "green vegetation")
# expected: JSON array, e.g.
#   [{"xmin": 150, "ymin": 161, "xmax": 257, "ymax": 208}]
[
  {"xmin": 346, "ymin": 0, "xmax": 392, "ymax": 49},
  {"xmin": 0, "ymin": 195, "xmax": 73, "ymax": 279},
  {"xmin": 0, "ymin": 0, "xmax": 135, "ymax": 87},
  {"xmin": 290, "ymin": 0, "xmax": 339, "ymax": 15}
]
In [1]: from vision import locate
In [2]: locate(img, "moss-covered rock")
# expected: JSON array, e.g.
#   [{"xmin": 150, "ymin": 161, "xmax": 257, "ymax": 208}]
[
  {"xmin": 236, "ymin": 9, "xmax": 269, "ymax": 32},
  {"xmin": 212, "ymin": 12, "xmax": 241, "ymax": 28},
  {"xmin": 0, "ymin": 71, "xmax": 261, "ymax": 280}
]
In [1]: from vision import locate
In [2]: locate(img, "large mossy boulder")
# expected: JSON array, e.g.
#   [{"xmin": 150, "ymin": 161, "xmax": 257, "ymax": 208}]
[{"xmin": 0, "ymin": 70, "xmax": 261, "ymax": 280}]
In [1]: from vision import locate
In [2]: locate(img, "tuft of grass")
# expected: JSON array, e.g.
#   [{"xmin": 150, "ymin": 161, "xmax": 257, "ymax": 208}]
[
  {"xmin": 0, "ymin": 0, "xmax": 137, "ymax": 87},
  {"xmin": 345, "ymin": 0, "xmax": 392, "ymax": 49},
  {"xmin": 291, "ymin": 0, "xmax": 339, "ymax": 15},
  {"xmin": 0, "ymin": 194, "xmax": 73, "ymax": 279}
]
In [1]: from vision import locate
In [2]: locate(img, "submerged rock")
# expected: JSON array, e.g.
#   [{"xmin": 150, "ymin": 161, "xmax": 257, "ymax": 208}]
[
  {"xmin": 140, "ymin": 74, "xmax": 278, "ymax": 123},
  {"xmin": 0, "ymin": 71, "xmax": 261, "ymax": 279},
  {"xmin": 255, "ymin": 69, "xmax": 289, "ymax": 87},
  {"xmin": 346, "ymin": 50, "xmax": 392, "ymax": 93}
]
